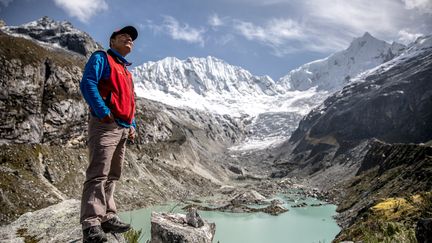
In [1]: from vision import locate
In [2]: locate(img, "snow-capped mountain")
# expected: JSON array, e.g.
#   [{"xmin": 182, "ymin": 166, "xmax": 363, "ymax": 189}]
[
  {"xmin": 133, "ymin": 56, "xmax": 330, "ymax": 150},
  {"xmin": 278, "ymin": 32, "xmax": 406, "ymax": 91},
  {"xmin": 133, "ymin": 32, "xmax": 412, "ymax": 150},
  {"xmin": 1, "ymin": 16, "xmax": 102, "ymax": 57},
  {"xmin": 135, "ymin": 56, "xmax": 282, "ymax": 96},
  {"xmin": 133, "ymin": 56, "xmax": 290, "ymax": 116}
]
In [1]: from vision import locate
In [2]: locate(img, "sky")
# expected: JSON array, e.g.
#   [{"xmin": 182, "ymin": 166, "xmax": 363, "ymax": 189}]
[{"xmin": 1, "ymin": 0, "xmax": 432, "ymax": 79}]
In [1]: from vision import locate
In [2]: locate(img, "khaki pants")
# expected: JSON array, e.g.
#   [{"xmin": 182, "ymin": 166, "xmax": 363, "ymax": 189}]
[{"xmin": 80, "ymin": 116, "xmax": 129, "ymax": 229}]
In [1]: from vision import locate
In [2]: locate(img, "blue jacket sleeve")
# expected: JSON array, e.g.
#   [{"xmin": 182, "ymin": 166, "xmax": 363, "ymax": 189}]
[{"xmin": 80, "ymin": 51, "xmax": 111, "ymax": 119}]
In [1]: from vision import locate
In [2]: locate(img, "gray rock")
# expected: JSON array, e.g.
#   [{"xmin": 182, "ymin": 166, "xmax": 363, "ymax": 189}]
[
  {"xmin": 0, "ymin": 199, "xmax": 126, "ymax": 243},
  {"xmin": 270, "ymin": 199, "xmax": 284, "ymax": 206},
  {"xmin": 186, "ymin": 207, "xmax": 204, "ymax": 228},
  {"xmin": 261, "ymin": 203, "xmax": 289, "ymax": 216},
  {"xmin": 227, "ymin": 164, "xmax": 245, "ymax": 175},
  {"xmin": 230, "ymin": 190, "xmax": 266, "ymax": 205},
  {"xmin": 0, "ymin": 30, "xmax": 88, "ymax": 146},
  {"xmin": 150, "ymin": 212, "xmax": 215, "ymax": 243}
]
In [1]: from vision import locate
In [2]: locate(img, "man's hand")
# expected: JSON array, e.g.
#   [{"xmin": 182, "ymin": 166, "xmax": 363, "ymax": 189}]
[
  {"xmin": 128, "ymin": 126, "xmax": 136, "ymax": 141},
  {"xmin": 100, "ymin": 113, "xmax": 115, "ymax": 123}
]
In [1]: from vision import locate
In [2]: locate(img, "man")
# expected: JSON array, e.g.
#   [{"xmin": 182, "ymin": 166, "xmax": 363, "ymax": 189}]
[{"xmin": 79, "ymin": 26, "xmax": 138, "ymax": 243}]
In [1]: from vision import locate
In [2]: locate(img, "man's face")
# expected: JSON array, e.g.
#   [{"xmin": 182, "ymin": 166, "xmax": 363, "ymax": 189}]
[{"xmin": 110, "ymin": 33, "xmax": 133, "ymax": 56}]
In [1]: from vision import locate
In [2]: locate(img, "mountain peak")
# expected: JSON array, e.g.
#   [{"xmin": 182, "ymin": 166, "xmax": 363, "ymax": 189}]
[
  {"xmin": 278, "ymin": 33, "xmax": 406, "ymax": 91},
  {"xmin": 2, "ymin": 16, "xmax": 102, "ymax": 57},
  {"xmin": 133, "ymin": 56, "xmax": 283, "ymax": 115},
  {"xmin": 38, "ymin": 16, "xmax": 55, "ymax": 25},
  {"xmin": 362, "ymin": 31, "xmax": 373, "ymax": 39},
  {"xmin": 348, "ymin": 32, "xmax": 384, "ymax": 50}
]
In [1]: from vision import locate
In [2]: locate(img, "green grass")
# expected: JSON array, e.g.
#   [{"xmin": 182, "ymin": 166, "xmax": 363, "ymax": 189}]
[
  {"xmin": 359, "ymin": 221, "xmax": 417, "ymax": 243},
  {"xmin": 123, "ymin": 228, "xmax": 146, "ymax": 243}
]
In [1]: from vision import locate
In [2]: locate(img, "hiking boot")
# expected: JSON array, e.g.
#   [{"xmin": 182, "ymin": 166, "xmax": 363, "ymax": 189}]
[
  {"xmin": 83, "ymin": 225, "xmax": 107, "ymax": 243},
  {"xmin": 101, "ymin": 216, "xmax": 131, "ymax": 233}
]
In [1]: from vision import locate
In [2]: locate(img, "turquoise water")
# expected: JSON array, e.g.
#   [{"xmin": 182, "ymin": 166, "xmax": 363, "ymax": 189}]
[{"xmin": 120, "ymin": 196, "xmax": 340, "ymax": 243}]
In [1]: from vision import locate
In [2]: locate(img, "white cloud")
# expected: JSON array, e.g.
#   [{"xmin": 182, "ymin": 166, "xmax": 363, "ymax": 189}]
[
  {"xmin": 402, "ymin": 0, "xmax": 432, "ymax": 14},
  {"xmin": 233, "ymin": 18, "xmax": 308, "ymax": 55},
  {"xmin": 232, "ymin": 17, "xmax": 348, "ymax": 55},
  {"xmin": 397, "ymin": 29, "xmax": 424, "ymax": 44},
  {"xmin": 208, "ymin": 14, "xmax": 224, "ymax": 28},
  {"xmin": 53, "ymin": 0, "xmax": 108, "ymax": 23},
  {"xmin": 304, "ymin": 0, "xmax": 404, "ymax": 37},
  {"xmin": 223, "ymin": 0, "xmax": 432, "ymax": 56},
  {"xmin": 235, "ymin": 19, "xmax": 303, "ymax": 44},
  {"xmin": 149, "ymin": 16, "xmax": 205, "ymax": 46}
]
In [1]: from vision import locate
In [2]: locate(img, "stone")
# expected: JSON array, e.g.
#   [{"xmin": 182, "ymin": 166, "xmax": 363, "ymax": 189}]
[
  {"xmin": 230, "ymin": 190, "xmax": 266, "ymax": 205},
  {"xmin": 262, "ymin": 203, "xmax": 289, "ymax": 216},
  {"xmin": 186, "ymin": 207, "xmax": 204, "ymax": 228},
  {"xmin": 150, "ymin": 212, "xmax": 216, "ymax": 243},
  {"xmin": 270, "ymin": 199, "xmax": 284, "ymax": 206},
  {"xmin": 291, "ymin": 202, "xmax": 308, "ymax": 208},
  {"xmin": 227, "ymin": 164, "xmax": 245, "ymax": 175}
]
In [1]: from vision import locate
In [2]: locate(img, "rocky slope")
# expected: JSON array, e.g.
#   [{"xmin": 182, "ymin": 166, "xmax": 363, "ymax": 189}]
[
  {"xmin": 335, "ymin": 141, "xmax": 432, "ymax": 242},
  {"xmin": 0, "ymin": 28, "xmax": 245, "ymax": 227},
  {"xmin": 273, "ymin": 35, "xmax": 432, "ymax": 186}
]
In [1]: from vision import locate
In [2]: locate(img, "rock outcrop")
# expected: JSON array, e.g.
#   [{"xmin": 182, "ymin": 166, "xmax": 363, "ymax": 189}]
[
  {"xmin": 150, "ymin": 212, "xmax": 215, "ymax": 243},
  {"xmin": 0, "ymin": 30, "xmax": 87, "ymax": 145},
  {"xmin": 0, "ymin": 199, "xmax": 126, "ymax": 242}
]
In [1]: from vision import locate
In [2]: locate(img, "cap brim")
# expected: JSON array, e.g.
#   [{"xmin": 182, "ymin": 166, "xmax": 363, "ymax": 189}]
[{"xmin": 111, "ymin": 26, "xmax": 138, "ymax": 41}]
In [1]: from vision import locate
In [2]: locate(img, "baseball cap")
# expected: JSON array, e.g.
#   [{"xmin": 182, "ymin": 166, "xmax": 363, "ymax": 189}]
[{"xmin": 110, "ymin": 26, "xmax": 138, "ymax": 41}]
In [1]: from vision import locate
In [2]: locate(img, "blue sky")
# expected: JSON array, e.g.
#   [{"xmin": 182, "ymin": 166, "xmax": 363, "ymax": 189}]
[{"xmin": 1, "ymin": 0, "xmax": 432, "ymax": 79}]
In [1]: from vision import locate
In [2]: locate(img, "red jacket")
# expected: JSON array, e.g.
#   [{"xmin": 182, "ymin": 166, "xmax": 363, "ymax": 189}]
[{"xmin": 98, "ymin": 51, "xmax": 136, "ymax": 125}]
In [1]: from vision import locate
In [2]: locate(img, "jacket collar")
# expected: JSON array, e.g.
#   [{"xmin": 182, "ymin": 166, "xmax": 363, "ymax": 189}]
[{"xmin": 108, "ymin": 48, "xmax": 132, "ymax": 66}]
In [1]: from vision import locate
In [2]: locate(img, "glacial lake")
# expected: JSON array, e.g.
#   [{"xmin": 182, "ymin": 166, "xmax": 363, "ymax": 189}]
[{"xmin": 120, "ymin": 195, "xmax": 340, "ymax": 243}]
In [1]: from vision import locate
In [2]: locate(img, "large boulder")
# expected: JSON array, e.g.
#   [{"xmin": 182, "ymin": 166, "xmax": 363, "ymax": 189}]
[
  {"xmin": 150, "ymin": 212, "xmax": 216, "ymax": 243},
  {"xmin": 230, "ymin": 190, "xmax": 266, "ymax": 205},
  {"xmin": 0, "ymin": 199, "xmax": 125, "ymax": 242}
]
